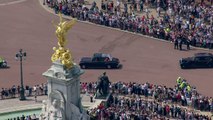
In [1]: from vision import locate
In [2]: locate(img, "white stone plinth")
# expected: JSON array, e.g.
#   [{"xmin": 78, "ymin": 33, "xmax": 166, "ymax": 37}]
[{"xmin": 40, "ymin": 60, "xmax": 89, "ymax": 120}]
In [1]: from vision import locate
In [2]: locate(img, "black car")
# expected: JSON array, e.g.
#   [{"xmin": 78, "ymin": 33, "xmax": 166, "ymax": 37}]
[
  {"xmin": 79, "ymin": 53, "xmax": 121, "ymax": 69},
  {"xmin": 179, "ymin": 53, "xmax": 213, "ymax": 69},
  {"xmin": 0, "ymin": 57, "xmax": 8, "ymax": 68}
]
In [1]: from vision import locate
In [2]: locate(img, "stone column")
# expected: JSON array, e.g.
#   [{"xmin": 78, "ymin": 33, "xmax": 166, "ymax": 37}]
[{"xmin": 42, "ymin": 60, "xmax": 88, "ymax": 120}]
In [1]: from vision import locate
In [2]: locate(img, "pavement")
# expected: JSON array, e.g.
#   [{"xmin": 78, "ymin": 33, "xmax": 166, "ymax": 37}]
[
  {"xmin": 0, "ymin": 96, "xmax": 45, "ymax": 116},
  {"xmin": 0, "ymin": 1, "xmax": 213, "ymax": 119},
  {"xmin": 81, "ymin": 94, "xmax": 103, "ymax": 109},
  {"xmin": 0, "ymin": 94, "xmax": 103, "ymax": 118},
  {"xmin": 0, "ymin": 96, "xmax": 44, "ymax": 120},
  {"xmin": 0, "ymin": 94, "xmax": 102, "ymax": 114}
]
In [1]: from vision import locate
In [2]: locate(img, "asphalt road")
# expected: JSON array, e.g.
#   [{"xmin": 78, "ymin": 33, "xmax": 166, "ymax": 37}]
[{"xmin": 0, "ymin": 0, "xmax": 213, "ymax": 97}]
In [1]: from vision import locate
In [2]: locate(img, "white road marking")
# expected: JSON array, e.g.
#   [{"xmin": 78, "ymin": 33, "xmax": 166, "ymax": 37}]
[{"xmin": 0, "ymin": 0, "xmax": 27, "ymax": 6}]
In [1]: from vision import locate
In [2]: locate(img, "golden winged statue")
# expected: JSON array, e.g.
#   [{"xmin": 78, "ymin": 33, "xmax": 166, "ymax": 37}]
[{"xmin": 51, "ymin": 13, "xmax": 77, "ymax": 69}]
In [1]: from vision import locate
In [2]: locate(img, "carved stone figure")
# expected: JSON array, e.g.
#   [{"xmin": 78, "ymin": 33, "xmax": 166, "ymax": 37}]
[
  {"xmin": 40, "ymin": 100, "xmax": 48, "ymax": 120},
  {"xmin": 49, "ymin": 99, "xmax": 64, "ymax": 120},
  {"xmin": 68, "ymin": 101, "xmax": 89, "ymax": 120},
  {"xmin": 68, "ymin": 102, "xmax": 81, "ymax": 120}
]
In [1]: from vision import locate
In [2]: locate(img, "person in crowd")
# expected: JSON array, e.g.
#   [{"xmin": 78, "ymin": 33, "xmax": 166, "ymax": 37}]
[
  {"xmin": 186, "ymin": 39, "xmax": 190, "ymax": 50},
  {"xmin": 174, "ymin": 38, "xmax": 179, "ymax": 49},
  {"xmin": 179, "ymin": 39, "xmax": 183, "ymax": 50},
  {"xmin": 20, "ymin": 115, "xmax": 25, "ymax": 120}
]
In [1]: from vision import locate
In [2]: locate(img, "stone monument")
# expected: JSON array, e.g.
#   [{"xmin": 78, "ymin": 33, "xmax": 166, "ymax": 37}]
[
  {"xmin": 40, "ymin": 13, "xmax": 89, "ymax": 120},
  {"xmin": 95, "ymin": 72, "xmax": 111, "ymax": 99}
]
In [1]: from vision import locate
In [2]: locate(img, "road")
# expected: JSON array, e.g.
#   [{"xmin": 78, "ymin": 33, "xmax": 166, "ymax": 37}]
[{"xmin": 0, "ymin": 0, "xmax": 213, "ymax": 97}]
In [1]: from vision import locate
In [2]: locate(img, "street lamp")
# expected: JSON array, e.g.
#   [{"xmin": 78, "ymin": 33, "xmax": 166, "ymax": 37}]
[{"xmin": 15, "ymin": 49, "xmax": 27, "ymax": 101}]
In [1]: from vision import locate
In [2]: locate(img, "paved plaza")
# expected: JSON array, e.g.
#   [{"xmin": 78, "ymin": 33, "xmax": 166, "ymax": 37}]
[
  {"xmin": 0, "ymin": 96, "xmax": 45, "ymax": 114},
  {"xmin": 0, "ymin": 0, "xmax": 212, "ymax": 119},
  {"xmin": 0, "ymin": 0, "xmax": 213, "ymax": 101}
]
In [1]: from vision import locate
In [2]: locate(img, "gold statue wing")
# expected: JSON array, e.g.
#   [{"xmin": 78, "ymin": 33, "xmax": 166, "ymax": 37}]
[
  {"xmin": 62, "ymin": 19, "xmax": 77, "ymax": 33},
  {"xmin": 59, "ymin": 13, "xmax": 63, "ymax": 23}
]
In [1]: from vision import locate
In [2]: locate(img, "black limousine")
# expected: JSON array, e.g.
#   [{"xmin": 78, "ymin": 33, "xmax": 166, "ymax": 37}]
[
  {"xmin": 79, "ymin": 53, "xmax": 121, "ymax": 69},
  {"xmin": 179, "ymin": 53, "xmax": 213, "ymax": 69}
]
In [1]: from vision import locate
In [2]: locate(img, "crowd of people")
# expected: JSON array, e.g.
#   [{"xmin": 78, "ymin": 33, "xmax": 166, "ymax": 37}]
[
  {"xmin": 81, "ymin": 77, "xmax": 213, "ymax": 113},
  {"xmin": 88, "ymin": 95, "xmax": 212, "ymax": 119},
  {"xmin": 2, "ymin": 79, "xmax": 212, "ymax": 119},
  {"xmin": 1, "ymin": 80, "xmax": 212, "ymax": 120},
  {"xmin": 45, "ymin": 0, "xmax": 213, "ymax": 49},
  {"xmin": 0, "ymin": 83, "xmax": 47, "ymax": 100},
  {"xmin": 86, "ymin": 77, "xmax": 213, "ymax": 119}
]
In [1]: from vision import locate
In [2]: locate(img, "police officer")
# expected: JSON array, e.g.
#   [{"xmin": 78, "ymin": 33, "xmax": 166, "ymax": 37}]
[
  {"xmin": 174, "ymin": 38, "xmax": 179, "ymax": 49},
  {"xmin": 179, "ymin": 39, "xmax": 183, "ymax": 50},
  {"xmin": 186, "ymin": 84, "xmax": 191, "ymax": 92},
  {"xmin": 186, "ymin": 39, "xmax": 190, "ymax": 50},
  {"xmin": 176, "ymin": 77, "xmax": 182, "ymax": 86}
]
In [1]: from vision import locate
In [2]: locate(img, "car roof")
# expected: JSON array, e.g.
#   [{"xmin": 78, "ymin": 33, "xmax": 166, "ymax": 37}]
[
  {"xmin": 93, "ymin": 53, "xmax": 103, "ymax": 57},
  {"xmin": 93, "ymin": 53, "xmax": 111, "ymax": 57},
  {"xmin": 194, "ymin": 53, "xmax": 213, "ymax": 57}
]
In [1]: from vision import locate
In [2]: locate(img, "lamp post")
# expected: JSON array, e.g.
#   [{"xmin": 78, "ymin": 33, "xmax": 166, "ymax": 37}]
[{"xmin": 16, "ymin": 49, "xmax": 27, "ymax": 101}]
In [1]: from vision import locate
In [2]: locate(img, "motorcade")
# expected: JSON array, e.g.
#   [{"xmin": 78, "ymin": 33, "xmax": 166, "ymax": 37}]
[
  {"xmin": 179, "ymin": 53, "xmax": 213, "ymax": 69},
  {"xmin": 79, "ymin": 53, "xmax": 121, "ymax": 69}
]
